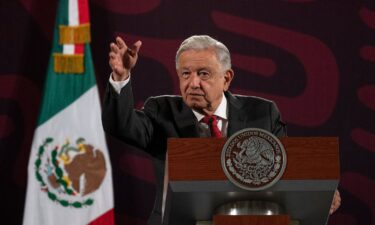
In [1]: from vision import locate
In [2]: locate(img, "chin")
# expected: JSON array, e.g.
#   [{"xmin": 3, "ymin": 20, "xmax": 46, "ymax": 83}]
[
  {"xmin": 187, "ymin": 101, "xmax": 204, "ymax": 110},
  {"xmin": 185, "ymin": 96, "xmax": 207, "ymax": 109}
]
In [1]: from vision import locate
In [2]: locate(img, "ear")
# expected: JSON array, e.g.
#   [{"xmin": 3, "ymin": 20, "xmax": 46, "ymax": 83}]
[{"xmin": 223, "ymin": 69, "xmax": 234, "ymax": 91}]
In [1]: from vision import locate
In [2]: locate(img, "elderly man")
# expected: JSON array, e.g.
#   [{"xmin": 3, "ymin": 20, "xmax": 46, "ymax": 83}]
[{"xmin": 102, "ymin": 35, "xmax": 338, "ymax": 225}]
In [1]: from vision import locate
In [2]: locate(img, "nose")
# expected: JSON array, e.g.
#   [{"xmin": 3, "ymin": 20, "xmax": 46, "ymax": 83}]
[{"xmin": 188, "ymin": 73, "xmax": 201, "ymax": 89}]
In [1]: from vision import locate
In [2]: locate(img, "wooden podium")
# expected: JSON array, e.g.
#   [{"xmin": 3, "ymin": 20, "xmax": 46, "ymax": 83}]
[{"xmin": 162, "ymin": 137, "xmax": 340, "ymax": 225}]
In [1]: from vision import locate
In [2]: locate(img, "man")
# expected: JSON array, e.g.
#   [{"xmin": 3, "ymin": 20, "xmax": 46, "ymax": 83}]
[{"xmin": 102, "ymin": 35, "xmax": 339, "ymax": 224}]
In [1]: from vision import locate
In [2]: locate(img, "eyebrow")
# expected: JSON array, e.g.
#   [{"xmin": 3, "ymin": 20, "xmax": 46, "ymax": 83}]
[{"xmin": 181, "ymin": 66, "xmax": 212, "ymax": 71}]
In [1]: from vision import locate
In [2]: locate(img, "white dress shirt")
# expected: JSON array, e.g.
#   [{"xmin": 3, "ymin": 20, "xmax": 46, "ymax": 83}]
[{"xmin": 109, "ymin": 73, "xmax": 130, "ymax": 94}]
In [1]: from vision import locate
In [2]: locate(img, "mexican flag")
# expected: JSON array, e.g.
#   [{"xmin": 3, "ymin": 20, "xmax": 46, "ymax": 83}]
[{"xmin": 22, "ymin": 0, "xmax": 114, "ymax": 224}]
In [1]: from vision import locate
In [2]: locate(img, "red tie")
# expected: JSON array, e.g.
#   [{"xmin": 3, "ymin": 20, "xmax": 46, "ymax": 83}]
[{"xmin": 202, "ymin": 115, "xmax": 222, "ymax": 138}]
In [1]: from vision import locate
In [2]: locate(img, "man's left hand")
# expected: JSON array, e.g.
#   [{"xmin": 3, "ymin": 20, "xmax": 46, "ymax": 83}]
[{"xmin": 330, "ymin": 189, "xmax": 341, "ymax": 215}]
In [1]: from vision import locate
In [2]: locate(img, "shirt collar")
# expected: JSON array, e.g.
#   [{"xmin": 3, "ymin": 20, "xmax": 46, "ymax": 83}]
[{"xmin": 192, "ymin": 93, "xmax": 228, "ymax": 121}]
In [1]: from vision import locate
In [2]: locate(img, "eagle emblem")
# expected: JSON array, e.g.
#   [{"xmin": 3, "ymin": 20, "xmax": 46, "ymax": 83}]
[
  {"xmin": 221, "ymin": 128, "xmax": 287, "ymax": 191},
  {"xmin": 35, "ymin": 137, "xmax": 107, "ymax": 207}
]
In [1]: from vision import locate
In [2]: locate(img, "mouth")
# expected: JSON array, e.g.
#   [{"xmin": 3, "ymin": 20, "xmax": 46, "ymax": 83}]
[{"xmin": 187, "ymin": 93, "xmax": 205, "ymax": 97}]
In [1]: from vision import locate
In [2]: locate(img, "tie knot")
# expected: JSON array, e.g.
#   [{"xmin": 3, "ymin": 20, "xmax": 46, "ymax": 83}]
[
  {"xmin": 201, "ymin": 115, "xmax": 221, "ymax": 137},
  {"xmin": 202, "ymin": 115, "xmax": 218, "ymax": 125}
]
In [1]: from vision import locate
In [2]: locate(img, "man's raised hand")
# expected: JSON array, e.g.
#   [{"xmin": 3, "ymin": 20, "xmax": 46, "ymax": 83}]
[{"xmin": 109, "ymin": 36, "xmax": 142, "ymax": 81}]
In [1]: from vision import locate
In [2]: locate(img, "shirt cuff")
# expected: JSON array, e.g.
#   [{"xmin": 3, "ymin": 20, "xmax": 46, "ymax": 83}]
[{"xmin": 109, "ymin": 73, "xmax": 130, "ymax": 94}]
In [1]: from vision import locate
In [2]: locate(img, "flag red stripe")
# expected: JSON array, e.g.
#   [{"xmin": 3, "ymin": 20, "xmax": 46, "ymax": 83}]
[
  {"xmin": 87, "ymin": 208, "xmax": 115, "ymax": 225},
  {"xmin": 78, "ymin": 0, "xmax": 89, "ymax": 23},
  {"xmin": 75, "ymin": 44, "xmax": 84, "ymax": 54},
  {"xmin": 75, "ymin": 0, "xmax": 89, "ymax": 54}
]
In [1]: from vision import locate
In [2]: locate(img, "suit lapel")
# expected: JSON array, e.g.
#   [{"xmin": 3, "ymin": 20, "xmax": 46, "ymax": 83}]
[
  {"xmin": 173, "ymin": 92, "xmax": 251, "ymax": 137},
  {"xmin": 174, "ymin": 101, "xmax": 200, "ymax": 137},
  {"xmin": 226, "ymin": 92, "xmax": 247, "ymax": 136}
]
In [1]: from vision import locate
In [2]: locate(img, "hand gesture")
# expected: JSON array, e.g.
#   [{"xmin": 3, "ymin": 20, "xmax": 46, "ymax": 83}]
[
  {"xmin": 329, "ymin": 189, "xmax": 341, "ymax": 215},
  {"xmin": 109, "ymin": 36, "xmax": 142, "ymax": 81}
]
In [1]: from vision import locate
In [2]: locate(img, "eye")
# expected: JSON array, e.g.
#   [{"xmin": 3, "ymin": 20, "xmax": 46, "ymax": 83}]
[
  {"xmin": 198, "ymin": 70, "xmax": 210, "ymax": 80},
  {"xmin": 180, "ymin": 71, "xmax": 190, "ymax": 79}
]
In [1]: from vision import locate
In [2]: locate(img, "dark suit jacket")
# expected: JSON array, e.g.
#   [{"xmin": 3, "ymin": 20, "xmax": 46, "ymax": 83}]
[{"xmin": 102, "ymin": 81, "xmax": 286, "ymax": 224}]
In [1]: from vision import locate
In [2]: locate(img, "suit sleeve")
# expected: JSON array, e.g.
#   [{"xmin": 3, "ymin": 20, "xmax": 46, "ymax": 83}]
[
  {"xmin": 101, "ymin": 81, "xmax": 156, "ymax": 149},
  {"xmin": 270, "ymin": 101, "xmax": 287, "ymax": 137}
]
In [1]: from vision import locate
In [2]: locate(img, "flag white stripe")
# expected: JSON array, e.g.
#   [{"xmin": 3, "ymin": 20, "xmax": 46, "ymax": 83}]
[
  {"xmin": 23, "ymin": 86, "xmax": 113, "ymax": 225},
  {"xmin": 63, "ymin": 0, "xmax": 79, "ymax": 54},
  {"xmin": 69, "ymin": 0, "xmax": 79, "ymax": 26},
  {"xmin": 63, "ymin": 45, "xmax": 75, "ymax": 54}
]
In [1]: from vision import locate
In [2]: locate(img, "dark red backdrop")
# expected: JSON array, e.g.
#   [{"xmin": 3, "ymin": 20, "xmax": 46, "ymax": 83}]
[{"xmin": 1, "ymin": 0, "xmax": 374, "ymax": 224}]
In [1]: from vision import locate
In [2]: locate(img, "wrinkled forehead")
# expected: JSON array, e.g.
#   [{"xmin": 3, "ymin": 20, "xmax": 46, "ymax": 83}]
[{"xmin": 176, "ymin": 48, "xmax": 221, "ymax": 69}]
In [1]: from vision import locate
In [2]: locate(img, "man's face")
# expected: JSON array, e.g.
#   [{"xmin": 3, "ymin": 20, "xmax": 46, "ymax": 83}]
[{"xmin": 177, "ymin": 49, "xmax": 233, "ymax": 115}]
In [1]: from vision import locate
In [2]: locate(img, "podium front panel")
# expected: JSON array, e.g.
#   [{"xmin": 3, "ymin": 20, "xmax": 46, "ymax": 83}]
[{"xmin": 163, "ymin": 137, "xmax": 339, "ymax": 225}]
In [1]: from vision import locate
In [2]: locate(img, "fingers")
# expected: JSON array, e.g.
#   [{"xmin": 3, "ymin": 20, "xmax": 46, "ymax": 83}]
[
  {"xmin": 110, "ymin": 42, "xmax": 120, "ymax": 54},
  {"xmin": 108, "ymin": 52, "xmax": 118, "ymax": 62},
  {"xmin": 108, "ymin": 37, "xmax": 141, "ymax": 77},
  {"xmin": 116, "ymin": 36, "xmax": 127, "ymax": 50},
  {"xmin": 110, "ymin": 36, "xmax": 141, "ymax": 56},
  {"xmin": 126, "ymin": 40, "xmax": 142, "ymax": 57},
  {"xmin": 133, "ymin": 40, "xmax": 142, "ymax": 54},
  {"xmin": 108, "ymin": 52, "xmax": 120, "ymax": 71},
  {"xmin": 109, "ymin": 36, "xmax": 127, "ymax": 55},
  {"xmin": 329, "ymin": 190, "xmax": 341, "ymax": 215}
]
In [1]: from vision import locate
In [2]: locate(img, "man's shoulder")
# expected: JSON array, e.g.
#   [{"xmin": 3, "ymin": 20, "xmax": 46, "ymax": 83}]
[
  {"xmin": 230, "ymin": 93, "xmax": 275, "ymax": 106},
  {"xmin": 148, "ymin": 95, "xmax": 182, "ymax": 102},
  {"xmin": 145, "ymin": 95, "xmax": 183, "ymax": 107},
  {"xmin": 143, "ymin": 95, "xmax": 185, "ymax": 114}
]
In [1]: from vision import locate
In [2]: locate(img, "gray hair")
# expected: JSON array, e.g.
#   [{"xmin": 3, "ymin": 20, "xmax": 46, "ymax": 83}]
[{"xmin": 175, "ymin": 35, "xmax": 232, "ymax": 71}]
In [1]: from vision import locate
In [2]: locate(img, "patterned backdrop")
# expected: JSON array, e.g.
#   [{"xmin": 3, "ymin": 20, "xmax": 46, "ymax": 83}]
[{"xmin": 0, "ymin": 0, "xmax": 374, "ymax": 224}]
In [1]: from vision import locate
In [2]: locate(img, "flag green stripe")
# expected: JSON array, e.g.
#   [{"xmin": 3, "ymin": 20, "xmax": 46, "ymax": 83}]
[
  {"xmin": 37, "ymin": 0, "xmax": 96, "ymax": 125},
  {"xmin": 59, "ymin": 0, "xmax": 69, "ymax": 26}
]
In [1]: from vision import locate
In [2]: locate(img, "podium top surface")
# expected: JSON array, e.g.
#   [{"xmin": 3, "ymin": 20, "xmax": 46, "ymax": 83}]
[{"xmin": 167, "ymin": 137, "xmax": 340, "ymax": 181}]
